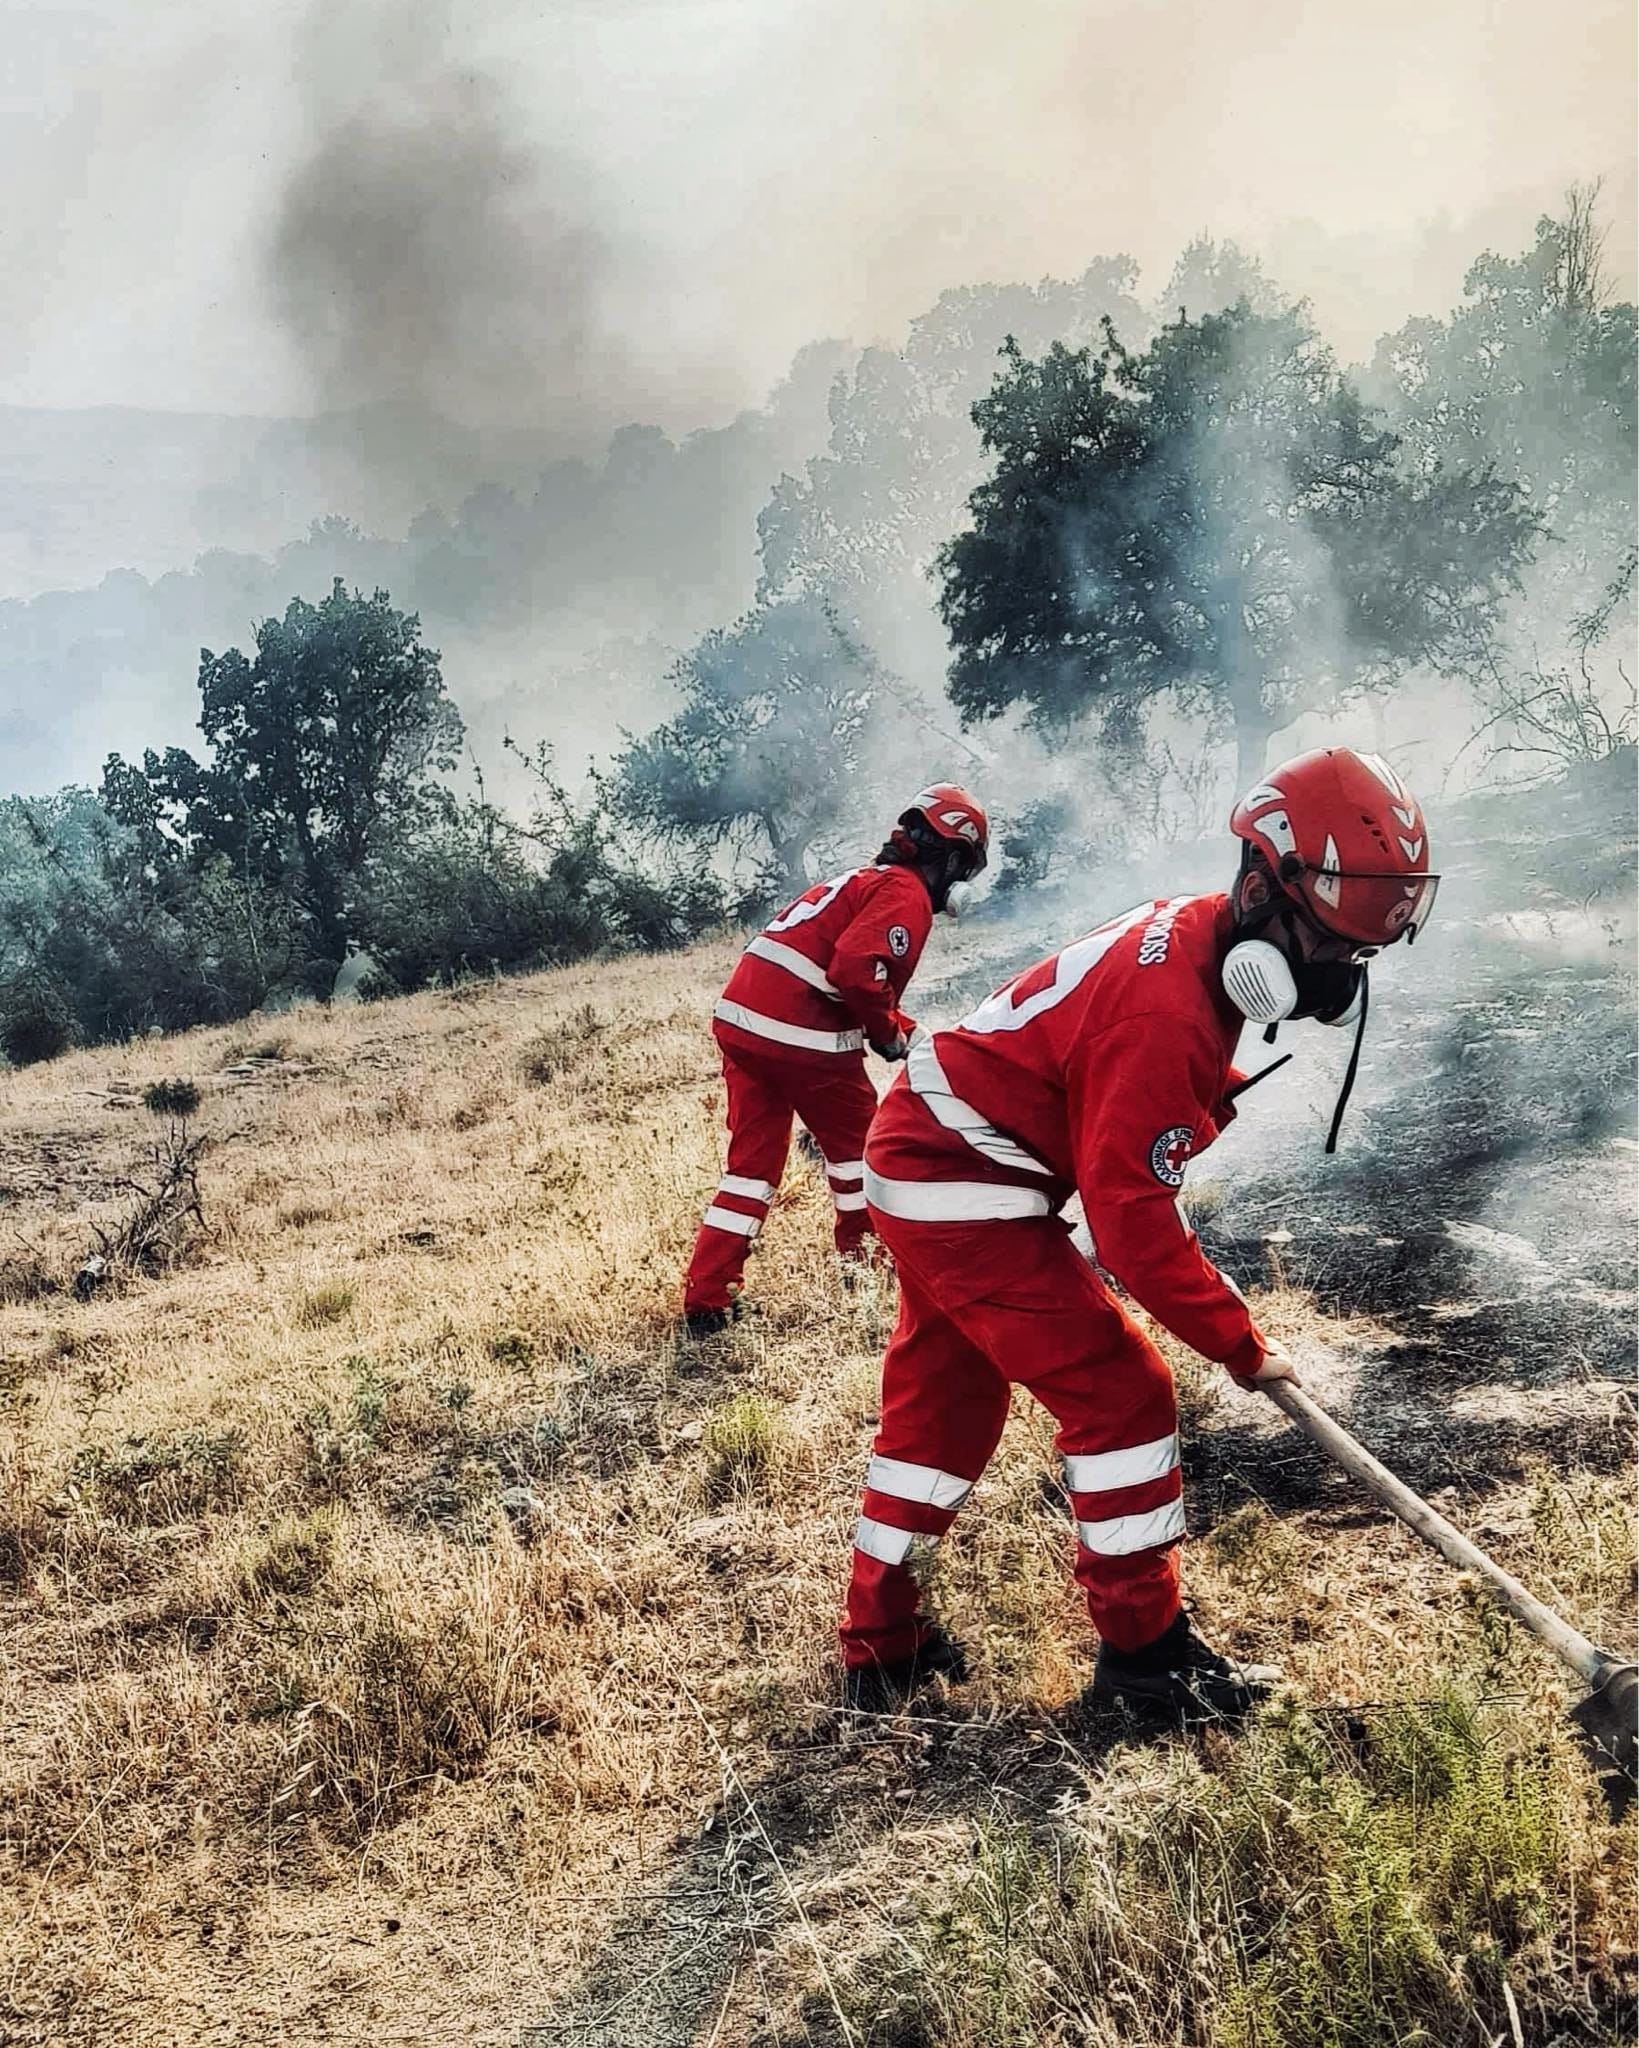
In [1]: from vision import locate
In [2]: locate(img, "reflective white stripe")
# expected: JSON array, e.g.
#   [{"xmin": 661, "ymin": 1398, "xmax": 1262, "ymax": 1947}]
[
  {"xmin": 702, "ymin": 1204, "xmax": 760, "ymax": 1237},
  {"xmin": 833, "ymin": 1190, "xmax": 868, "ymax": 1212},
  {"xmin": 863, "ymin": 1168, "xmax": 1052, "ymax": 1221},
  {"xmin": 744, "ymin": 934, "xmax": 842, "ymax": 998},
  {"xmin": 1064, "ymin": 1434, "xmax": 1180, "ymax": 1495},
  {"xmin": 866, "ymin": 1456, "xmax": 973, "ymax": 1509},
  {"xmin": 906, "ymin": 1036, "xmax": 1054, "ymax": 1177},
  {"xmin": 766, "ymin": 872, "xmax": 852, "ymax": 933},
  {"xmin": 719, "ymin": 1174, "xmax": 776, "ymax": 1203},
  {"xmin": 853, "ymin": 1515, "xmax": 917, "ymax": 1565},
  {"xmin": 714, "ymin": 998, "xmax": 864, "ymax": 1054},
  {"xmin": 1077, "ymin": 1496, "xmax": 1187, "ymax": 1556},
  {"xmin": 825, "ymin": 1158, "xmax": 866, "ymax": 1180},
  {"xmin": 961, "ymin": 901, "xmax": 1177, "ymax": 1034}
]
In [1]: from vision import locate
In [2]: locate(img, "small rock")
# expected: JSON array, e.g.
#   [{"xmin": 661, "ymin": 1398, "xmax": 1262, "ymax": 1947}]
[
  {"xmin": 499, "ymin": 1486, "xmax": 546, "ymax": 1537},
  {"xmin": 72, "ymin": 1254, "xmax": 108, "ymax": 1302}
]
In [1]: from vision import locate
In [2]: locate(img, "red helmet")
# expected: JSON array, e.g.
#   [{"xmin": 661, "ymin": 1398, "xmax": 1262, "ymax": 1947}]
[
  {"xmin": 898, "ymin": 784, "xmax": 989, "ymax": 867},
  {"xmin": 1230, "ymin": 748, "xmax": 1438, "ymax": 947}
]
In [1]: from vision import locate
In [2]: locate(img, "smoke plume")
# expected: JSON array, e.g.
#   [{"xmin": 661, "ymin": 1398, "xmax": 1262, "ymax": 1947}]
[{"xmin": 271, "ymin": 12, "xmax": 628, "ymax": 443}]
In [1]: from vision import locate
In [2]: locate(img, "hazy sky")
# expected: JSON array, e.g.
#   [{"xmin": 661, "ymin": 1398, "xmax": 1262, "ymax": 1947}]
[{"xmin": 1, "ymin": 0, "xmax": 1633, "ymax": 435}]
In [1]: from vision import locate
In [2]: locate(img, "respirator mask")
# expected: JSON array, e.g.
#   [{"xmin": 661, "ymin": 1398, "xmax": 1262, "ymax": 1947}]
[
  {"xmin": 933, "ymin": 838, "xmax": 986, "ymax": 920},
  {"xmin": 1222, "ymin": 863, "xmax": 1375, "ymax": 1155},
  {"xmin": 1221, "ymin": 939, "xmax": 1365, "ymax": 1026}
]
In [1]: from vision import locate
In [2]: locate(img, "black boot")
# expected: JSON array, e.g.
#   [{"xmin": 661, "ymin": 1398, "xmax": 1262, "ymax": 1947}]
[
  {"xmin": 1091, "ymin": 1611, "xmax": 1280, "ymax": 1724},
  {"xmin": 682, "ymin": 1303, "xmax": 739, "ymax": 1341},
  {"xmin": 843, "ymin": 1627, "xmax": 970, "ymax": 1713}
]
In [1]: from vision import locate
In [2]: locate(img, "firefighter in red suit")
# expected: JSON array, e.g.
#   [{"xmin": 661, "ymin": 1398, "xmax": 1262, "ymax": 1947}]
[
  {"xmin": 682, "ymin": 786, "xmax": 990, "ymax": 1337},
  {"xmin": 839, "ymin": 748, "xmax": 1439, "ymax": 1718}
]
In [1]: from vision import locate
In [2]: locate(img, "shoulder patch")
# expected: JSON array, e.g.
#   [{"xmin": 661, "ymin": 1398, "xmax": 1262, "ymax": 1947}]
[
  {"xmin": 887, "ymin": 924, "xmax": 911, "ymax": 958},
  {"xmin": 1150, "ymin": 1125, "xmax": 1194, "ymax": 1187}
]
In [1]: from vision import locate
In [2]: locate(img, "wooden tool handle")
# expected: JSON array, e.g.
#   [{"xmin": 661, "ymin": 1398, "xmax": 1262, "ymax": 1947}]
[{"xmin": 1262, "ymin": 1379, "xmax": 1609, "ymax": 1686}]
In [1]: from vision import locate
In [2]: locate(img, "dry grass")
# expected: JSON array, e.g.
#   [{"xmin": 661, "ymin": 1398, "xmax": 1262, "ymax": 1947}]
[{"xmin": 0, "ymin": 944, "xmax": 1631, "ymax": 2045}]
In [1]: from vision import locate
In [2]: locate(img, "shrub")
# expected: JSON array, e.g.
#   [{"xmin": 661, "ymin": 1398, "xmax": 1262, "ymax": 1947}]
[
  {"xmin": 701, "ymin": 1392, "xmax": 781, "ymax": 1501},
  {"xmin": 70, "ymin": 1429, "xmax": 244, "ymax": 1525},
  {"xmin": 296, "ymin": 1282, "xmax": 356, "ymax": 1329},
  {"xmin": 991, "ymin": 795, "xmax": 1071, "ymax": 895},
  {"xmin": 142, "ymin": 1077, "xmax": 201, "ymax": 1118},
  {"xmin": 300, "ymin": 1359, "xmax": 392, "ymax": 1491},
  {"xmin": 0, "ymin": 972, "xmax": 73, "ymax": 1066},
  {"xmin": 76, "ymin": 1129, "xmax": 208, "ymax": 1296},
  {"xmin": 238, "ymin": 1508, "xmax": 339, "ymax": 1603},
  {"xmin": 357, "ymin": 780, "xmax": 724, "ymax": 998},
  {"xmin": 886, "ymin": 1689, "xmax": 1578, "ymax": 2048},
  {"xmin": 519, "ymin": 1005, "xmax": 604, "ymax": 1085},
  {"xmin": 262, "ymin": 1594, "xmax": 493, "ymax": 1837},
  {"xmin": 487, "ymin": 1329, "xmax": 536, "ymax": 1372}
]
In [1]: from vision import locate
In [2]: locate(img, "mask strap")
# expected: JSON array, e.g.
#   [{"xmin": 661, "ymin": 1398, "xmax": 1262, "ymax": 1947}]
[
  {"xmin": 1324, "ymin": 969, "xmax": 1370, "ymax": 1155},
  {"xmin": 1224, "ymin": 1052, "xmax": 1293, "ymax": 1104}
]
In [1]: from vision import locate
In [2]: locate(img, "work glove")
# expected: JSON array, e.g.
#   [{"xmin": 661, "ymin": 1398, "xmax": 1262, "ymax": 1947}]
[
  {"xmin": 869, "ymin": 1029, "xmax": 911, "ymax": 1063},
  {"xmin": 1235, "ymin": 1340, "xmax": 1302, "ymax": 1389}
]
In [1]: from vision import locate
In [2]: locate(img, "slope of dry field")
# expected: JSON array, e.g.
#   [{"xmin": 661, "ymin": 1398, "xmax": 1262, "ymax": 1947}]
[{"xmin": 1, "ymin": 892, "xmax": 1634, "ymax": 2044}]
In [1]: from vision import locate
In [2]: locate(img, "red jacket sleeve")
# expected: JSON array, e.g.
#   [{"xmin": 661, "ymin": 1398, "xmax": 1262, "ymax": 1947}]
[
  {"xmin": 828, "ymin": 873, "xmax": 933, "ymax": 1046},
  {"xmin": 1067, "ymin": 1016, "xmax": 1267, "ymax": 1377}
]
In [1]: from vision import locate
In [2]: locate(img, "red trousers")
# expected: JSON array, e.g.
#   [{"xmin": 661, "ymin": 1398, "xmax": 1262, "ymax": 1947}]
[
  {"xmin": 683, "ymin": 1035, "xmax": 880, "ymax": 1313},
  {"xmin": 840, "ymin": 1212, "xmax": 1184, "ymax": 1664}
]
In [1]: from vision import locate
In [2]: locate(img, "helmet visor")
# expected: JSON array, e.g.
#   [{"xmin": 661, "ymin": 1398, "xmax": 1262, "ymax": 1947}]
[{"xmin": 1309, "ymin": 869, "xmax": 1440, "ymax": 945}]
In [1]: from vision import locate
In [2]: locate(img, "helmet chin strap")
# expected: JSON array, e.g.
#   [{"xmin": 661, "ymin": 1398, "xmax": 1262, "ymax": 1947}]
[
  {"xmin": 1223, "ymin": 911, "xmax": 1373, "ymax": 1153},
  {"xmin": 1324, "ymin": 968, "xmax": 1369, "ymax": 1155}
]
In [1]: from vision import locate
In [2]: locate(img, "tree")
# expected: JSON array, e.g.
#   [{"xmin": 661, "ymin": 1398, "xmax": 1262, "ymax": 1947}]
[
  {"xmin": 1367, "ymin": 189, "xmax": 1635, "ymax": 673},
  {"xmin": 614, "ymin": 598, "xmax": 876, "ymax": 896},
  {"xmin": 939, "ymin": 306, "xmax": 1539, "ymax": 784},
  {"xmin": 757, "ymin": 264, "xmax": 1146, "ymax": 664},
  {"xmin": 1154, "ymin": 235, "xmax": 1288, "ymax": 324},
  {"xmin": 104, "ymin": 581, "xmax": 462, "ymax": 976}
]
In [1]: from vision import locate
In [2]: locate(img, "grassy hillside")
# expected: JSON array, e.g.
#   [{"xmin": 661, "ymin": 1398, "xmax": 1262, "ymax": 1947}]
[{"xmin": 1, "ymin": 937, "xmax": 1633, "ymax": 2045}]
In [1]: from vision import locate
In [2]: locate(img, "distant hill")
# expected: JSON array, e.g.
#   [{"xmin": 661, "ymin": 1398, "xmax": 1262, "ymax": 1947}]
[
  {"xmin": 0, "ymin": 405, "xmax": 274, "ymax": 598},
  {"xmin": 0, "ymin": 347, "xmax": 851, "ymax": 794},
  {"xmin": 0, "ymin": 400, "xmax": 581, "ymax": 601}
]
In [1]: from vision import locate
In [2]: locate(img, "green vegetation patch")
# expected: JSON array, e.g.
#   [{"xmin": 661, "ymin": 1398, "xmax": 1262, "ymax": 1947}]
[{"xmin": 874, "ymin": 1690, "xmax": 1603, "ymax": 2048}]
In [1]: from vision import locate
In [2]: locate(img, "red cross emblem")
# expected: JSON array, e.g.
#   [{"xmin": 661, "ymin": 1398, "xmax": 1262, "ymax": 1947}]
[{"xmin": 1150, "ymin": 1124, "xmax": 1194, "ymax": 1187}]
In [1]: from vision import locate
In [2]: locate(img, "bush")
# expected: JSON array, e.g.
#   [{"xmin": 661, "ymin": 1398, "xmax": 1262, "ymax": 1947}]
[
  {"xmin": 885, "ymin": 1689, "xmax": 1581, "ymax": 2048},
  {"xmin": 238, "ymin": 1508, "xmax": 340, "ymax": 1602},
  {"xmin": 0, "ymin": 972, "xmax": 73, "ymax": 1066},
  {"xmin": 358, "ymin": 786, "xmax": 724, "ymax": 998},
  {"xmin": 991, "ymin": 796, "xmax": 1071, "ymax": 895},
  {"xmin": 0, "ymin": 766, "xmax": 720, "ymax": 1061},
  {"xmin": 519, "ymin": 1006, "xmax": 604, "ymax": 1085},
  {"xmin": 701, "ymin": 1392, "xmax": 781, "ymax": 1501},
  {"xmin": 142, "ymin": 1077, "xmax": 201, "ymax": 1118},
  {"xmin": 300, "ymin": 1359, "xmax": 392, "ymax": 1492},
  {"xmin": 261, "ymin": 1593, "xmax": 492, "ymax": 1837},
  {"xmin": 296, "ymin": 1282, "xmax": 356, "ymax": 1329},
  {"xmin": 70, "ymin": 1429, "xmax": 243, "ymax": 1525}
]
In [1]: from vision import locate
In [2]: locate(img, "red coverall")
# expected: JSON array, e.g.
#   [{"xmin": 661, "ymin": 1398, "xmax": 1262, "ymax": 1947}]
[
  {"xmin": 683, "ymin": 864, "xmax": 933, "ymax": 1314},
  {"xmin": 840, "ymin": 893, "xmax": 1268, "ymax": 1663}
]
